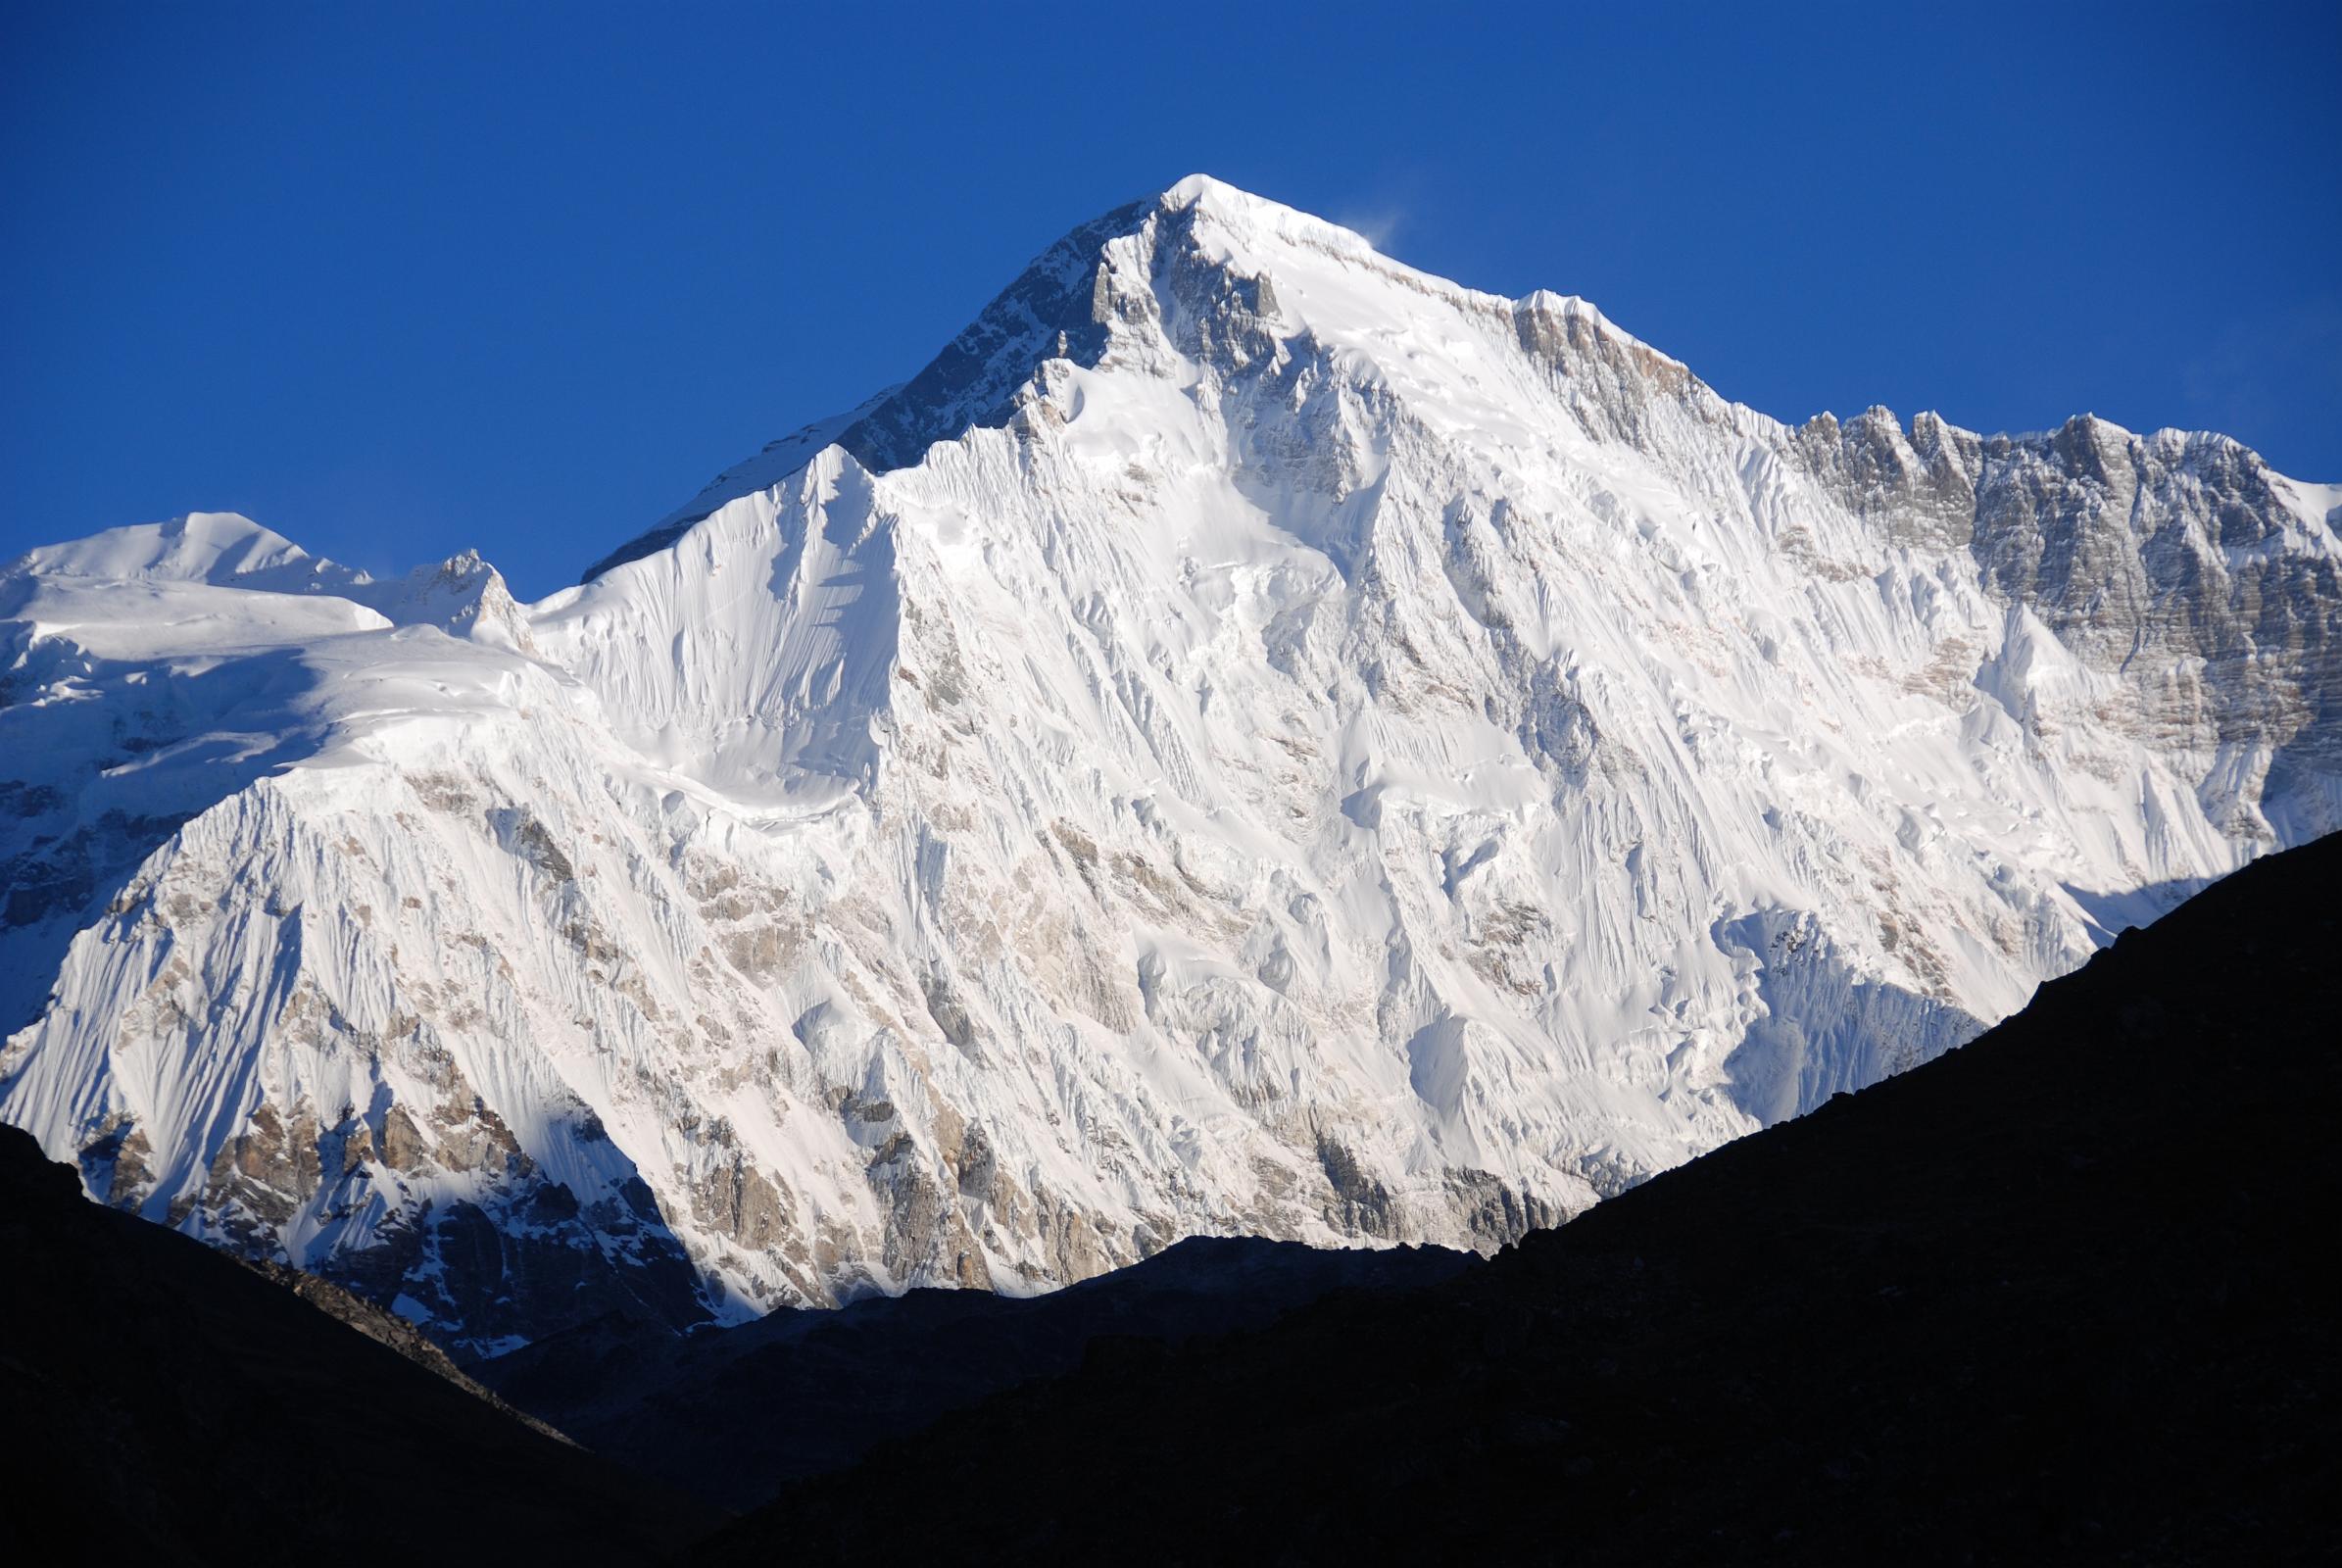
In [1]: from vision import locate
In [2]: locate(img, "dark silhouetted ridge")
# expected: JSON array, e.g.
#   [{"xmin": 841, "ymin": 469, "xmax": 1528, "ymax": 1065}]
[
  {"xmin": 473, "ymin": 1232, "xmax": 1471, "ymax": 1511},
  {"xmin": 0, "ymin": 1123, "xmax": 713, "ymax": 1559}
]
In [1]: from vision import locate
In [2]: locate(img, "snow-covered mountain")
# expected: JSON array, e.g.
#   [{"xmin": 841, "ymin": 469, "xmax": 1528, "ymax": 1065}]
[{"xmin": 5, "ymin": 176, "xmax": 2337, "ymax": 1353}]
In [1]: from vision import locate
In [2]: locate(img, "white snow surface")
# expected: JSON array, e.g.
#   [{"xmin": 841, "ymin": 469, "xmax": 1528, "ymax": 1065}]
[{"xmin": 6, "ymin": 176, "xmax": 2339, "ymax": 1348}]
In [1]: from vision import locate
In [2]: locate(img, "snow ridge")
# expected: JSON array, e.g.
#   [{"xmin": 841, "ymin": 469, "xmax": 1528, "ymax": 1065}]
[{"xmin": 4, "ymin": 177, "xmax": 2338, "ymax": 1350}]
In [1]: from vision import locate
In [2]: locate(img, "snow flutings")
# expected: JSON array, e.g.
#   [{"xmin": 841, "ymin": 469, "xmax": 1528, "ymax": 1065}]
[{"xmin": 4, "ymin": 176, "xmax": 2337, "ymax": 1348}]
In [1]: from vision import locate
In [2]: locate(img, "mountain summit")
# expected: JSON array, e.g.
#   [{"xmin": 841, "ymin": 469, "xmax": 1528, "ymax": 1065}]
[{"xmin": 4, "ymin": 177, "xmax": 2337, "ymax": 1350}]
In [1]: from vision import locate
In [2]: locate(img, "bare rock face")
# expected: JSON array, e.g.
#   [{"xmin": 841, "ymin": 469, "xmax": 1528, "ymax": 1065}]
[
  {"xmin": 4, "ymin": 177, "xmax": 2337, "ymax": 1352},
  {"xmin": 1788, "ymin": 407, "xmax": 2342, "ymax": 841}
]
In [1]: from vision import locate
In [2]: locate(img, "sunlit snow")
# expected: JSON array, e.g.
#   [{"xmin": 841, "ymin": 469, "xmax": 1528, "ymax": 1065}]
[{"xmin": 4, "ymin": 177, "xmax": 2335, "ymax": 1346}]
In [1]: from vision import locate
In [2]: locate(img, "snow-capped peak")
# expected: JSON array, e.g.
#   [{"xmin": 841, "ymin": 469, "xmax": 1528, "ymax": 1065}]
[
  {"xmin": 6, "ymin": 511, "xmax": 325, "ymax": 588},
  {"xmin": 583, "ymin": 175, "xmax": 1505, "ymax": 583},
  {"xmin": 5, "ymin": 177, "xmax": 2338, "ymax": 1355},
  {"xmin": 1160, "ymin": 171, "xmax": 1384, "ymax": 256}
]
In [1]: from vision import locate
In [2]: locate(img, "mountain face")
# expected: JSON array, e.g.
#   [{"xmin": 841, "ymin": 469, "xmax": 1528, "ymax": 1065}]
[
  {"xmin": 711, "ymin": 822, "xmax": 2342, "ymax": 1566},
  {"xmin": 3, "ymin": 176, "xmax": 2337, "ymax": 1352}
]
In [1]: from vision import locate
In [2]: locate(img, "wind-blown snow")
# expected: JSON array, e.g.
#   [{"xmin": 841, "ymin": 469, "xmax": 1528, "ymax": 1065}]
[{"xmin": 5, "ymin": 176, "xmax": 2339, "ymax": 1349}]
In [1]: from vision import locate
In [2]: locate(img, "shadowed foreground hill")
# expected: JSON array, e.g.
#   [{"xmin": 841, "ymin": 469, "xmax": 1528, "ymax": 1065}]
[
  {"xmin": 716, "ymin": 833, "xmax": 2342, "ymax": 1564},
  {"xmin": 472, "ymin": 1233, "xmax": 1470, "ymax": 1512},
  {"xmin": 0, "ymin": 1124, "xmax": 711, "ymax": 1561}
]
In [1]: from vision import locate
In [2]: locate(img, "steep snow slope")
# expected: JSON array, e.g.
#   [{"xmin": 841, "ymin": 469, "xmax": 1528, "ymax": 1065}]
[{"xmin": 5, "ymin": 178, "xmax": 2338, "ymax": 1350}]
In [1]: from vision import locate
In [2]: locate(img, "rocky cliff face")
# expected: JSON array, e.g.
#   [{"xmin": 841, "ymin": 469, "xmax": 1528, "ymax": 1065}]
[{"xmin": 4, "ymin": 176, "xmax": 2337, "ymax": 1352}]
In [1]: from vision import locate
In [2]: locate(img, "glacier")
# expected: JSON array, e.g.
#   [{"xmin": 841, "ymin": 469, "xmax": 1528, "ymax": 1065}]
[{"xmin": 4, "ymin": 176, "xmax": 2337, "ymax": 1352}]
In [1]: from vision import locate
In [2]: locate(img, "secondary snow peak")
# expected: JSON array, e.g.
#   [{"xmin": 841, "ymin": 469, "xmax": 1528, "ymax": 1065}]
[{"xmin": 6, "ymin": 510, "xmax": 318, "ymax": 587}]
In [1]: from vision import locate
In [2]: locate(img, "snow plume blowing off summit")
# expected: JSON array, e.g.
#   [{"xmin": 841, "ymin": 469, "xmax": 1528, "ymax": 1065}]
[{"xmin": 3, "ymin": 176, "xmax": 2338, "ymax": 1353}]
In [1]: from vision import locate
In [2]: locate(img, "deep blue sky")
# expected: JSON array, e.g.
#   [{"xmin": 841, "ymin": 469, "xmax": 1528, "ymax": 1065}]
[{"xmin": 5, "ymin": 2, "xmax": 2337, "ymax": 597}]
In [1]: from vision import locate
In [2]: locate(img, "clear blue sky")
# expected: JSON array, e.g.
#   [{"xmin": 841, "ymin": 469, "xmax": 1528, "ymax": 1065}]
[{"xmin": 5, "ymin": 1, "xmax": 2336, "ymax": 597}]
